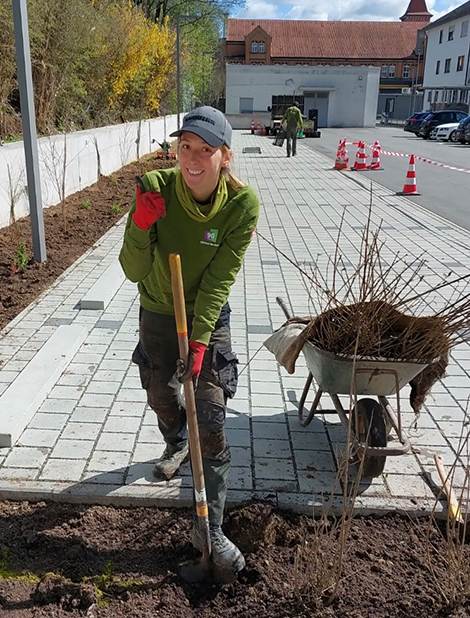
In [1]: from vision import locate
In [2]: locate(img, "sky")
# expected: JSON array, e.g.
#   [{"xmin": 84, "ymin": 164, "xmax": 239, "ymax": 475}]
[{"xmin": 233, "ymin": 0, "xmax": 462, "ymax": 22}]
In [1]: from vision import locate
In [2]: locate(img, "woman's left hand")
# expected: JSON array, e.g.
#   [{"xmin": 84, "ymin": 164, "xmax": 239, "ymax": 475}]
[{"xmin": 176, "ymin": 341, "xmax": 207, "ymax": 387}]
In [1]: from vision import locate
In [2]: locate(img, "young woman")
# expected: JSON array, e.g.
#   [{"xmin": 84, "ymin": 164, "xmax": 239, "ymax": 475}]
[{"xmin": 119, "ymin": 106, "xmax": 259, "ymax": 575}]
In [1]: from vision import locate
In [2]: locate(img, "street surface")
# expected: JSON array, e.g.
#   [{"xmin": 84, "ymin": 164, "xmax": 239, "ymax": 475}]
[{"xmin": 304, "ymin": 125, "xmax": 470, "ymax": 230}]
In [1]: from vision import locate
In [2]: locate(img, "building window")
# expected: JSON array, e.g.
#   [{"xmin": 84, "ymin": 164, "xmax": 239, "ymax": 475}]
[
  {"xmin": 434, "ymin": 91, "xmax": 439, "ymax": 103},
  {"xmin": 448, "ymin": 25, "xmax": 455, "ymax": 40},
  {"xmin": 403, "ymin": 65, "xmax": 410, "ymax": 78},
  {"xmin": 435, "ymin": 60, "xmax": 440, "ymax": 74},
  {"xmin": 427, "ymin": 90, "xmax": 432, "ymax": 102},
  {"xmin": 457, "ymin": 55, "xmax": 465, "ymax": 71},
  {"xmin": 381, "ymin": 65, "xmax": 388, "ymax": 78},
  {"xmin": 388, "ymin": 65, "xmax": 395, "ymax": 78},
  {"xmin": 462, "ymin": 20, "xmax": 469, "ymax": 37},
  {"xmin": 459, "ymin": 90, "xmax": 466, "ymax": 102},
  {"xmin": 452, "ymin": 89, "xmax": 458, "ymax": 103},
  {"xmin": 251, "ymin": 41, "xmax": 258, "ymax": 53},
  {"xmin": 258, "ymin": 41, "xmax": 265, "ymax": 53},
  {"xmin": 444, "ymin": 58, "xmax": 451, "ymax": 73},
  {"xmin": 439, "ymin": 29, "xmax": 443, "ymax": 43}
]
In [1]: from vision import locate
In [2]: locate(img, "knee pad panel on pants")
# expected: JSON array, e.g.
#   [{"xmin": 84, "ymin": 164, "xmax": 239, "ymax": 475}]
[{"xmin": 196, "ymin": 399, "xmax": 229, "ymax": 461}]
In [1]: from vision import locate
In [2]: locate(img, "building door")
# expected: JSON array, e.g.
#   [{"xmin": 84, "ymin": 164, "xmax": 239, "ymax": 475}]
[
  {"xmin": 304, "ymin": 93, "xmax": 329, "ymax": 127},
  {"xmin": 239, "ymin": 97, "xmax": 253, "ymax": 114}
]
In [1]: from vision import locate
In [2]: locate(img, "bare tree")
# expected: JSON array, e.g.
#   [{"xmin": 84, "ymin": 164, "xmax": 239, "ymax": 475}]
[
  {"xmin": 6, "ymin": 163, "xmax": 26, "ymax": 226},
  {"xmin": 40, "ymin": 132, "xmax": 68, "ymax": 231}
]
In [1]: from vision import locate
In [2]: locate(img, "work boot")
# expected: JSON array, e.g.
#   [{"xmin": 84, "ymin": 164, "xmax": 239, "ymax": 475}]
[
  {"xmin": 153, "ymin": 443, "xmax": 189, "ymax": 480},
  {"xmin": 192, "ymin": 523, "xmax": 246, "ymax": 574}
]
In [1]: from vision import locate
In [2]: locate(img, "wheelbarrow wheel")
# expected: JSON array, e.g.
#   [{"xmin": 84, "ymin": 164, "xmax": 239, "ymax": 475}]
[{"xmin": 352, "ymin": 398, "xmax": 387, "ymax": 478}]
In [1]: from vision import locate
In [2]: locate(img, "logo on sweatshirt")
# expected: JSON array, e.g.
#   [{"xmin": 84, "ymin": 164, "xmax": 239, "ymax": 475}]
[{"xmin": 201, "ymin": 228, "xmax": 220, "ymax": 247}]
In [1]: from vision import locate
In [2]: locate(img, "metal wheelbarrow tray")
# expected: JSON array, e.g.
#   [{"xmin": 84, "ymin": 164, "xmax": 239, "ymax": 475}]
[{"xmin": 298, "ymin": 341, "xmax": 435, "ymax": 477}]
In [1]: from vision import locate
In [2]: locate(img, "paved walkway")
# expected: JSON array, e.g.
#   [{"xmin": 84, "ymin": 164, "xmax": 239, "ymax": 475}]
[{"xmin": 0, "ymin": 131, "xmax": 469, "ymax": 517}]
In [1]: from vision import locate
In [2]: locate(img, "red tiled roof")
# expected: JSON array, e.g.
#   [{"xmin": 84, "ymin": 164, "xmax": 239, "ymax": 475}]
[{"xmin": 227, "ymin": 19, "xmax": 423, "ymax": 59}]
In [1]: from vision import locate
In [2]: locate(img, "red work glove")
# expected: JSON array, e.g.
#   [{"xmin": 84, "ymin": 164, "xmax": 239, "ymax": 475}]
[
  {"xmin": 132, "ymin": 182, "xmax": 166, "ymax": 230},
  {"xmin": 177, "ymin": 341, "xmax": 207, "ymax": 387}
]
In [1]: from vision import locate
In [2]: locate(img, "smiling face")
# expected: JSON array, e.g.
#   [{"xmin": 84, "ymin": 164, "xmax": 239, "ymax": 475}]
[{"xmin": 178, "ymin": 132, "xmax": 231, "ymax": 202}]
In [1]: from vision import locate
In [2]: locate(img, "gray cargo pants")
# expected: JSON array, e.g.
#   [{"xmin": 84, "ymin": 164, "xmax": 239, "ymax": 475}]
[
  {"xmin": 132, "ymin": 305, "xmax": 238, "ymax": 525},
  {"xmin": 286, "ymin": 126, "xmax": 298, "ymax": 156}
]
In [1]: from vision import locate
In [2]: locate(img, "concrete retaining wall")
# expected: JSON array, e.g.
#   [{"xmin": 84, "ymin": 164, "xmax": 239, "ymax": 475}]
[{"xmin": 0, "ymin": 116, "xmax": 177, "ymax": 229}]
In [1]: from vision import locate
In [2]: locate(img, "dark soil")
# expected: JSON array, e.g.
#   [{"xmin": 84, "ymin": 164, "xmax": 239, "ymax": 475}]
[
  {"xmin": 1, "ymin": 156, "xmax": 470, "ymax": 617},
  {"xmin": 0, "ymin": 501, "xmax": 469, "ymax": 617}
]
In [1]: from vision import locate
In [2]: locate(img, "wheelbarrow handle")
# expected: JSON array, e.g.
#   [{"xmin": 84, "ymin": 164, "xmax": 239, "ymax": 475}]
[{"xmin": 276, "ymin": 296, "xmax": 292, "ymax": 320}]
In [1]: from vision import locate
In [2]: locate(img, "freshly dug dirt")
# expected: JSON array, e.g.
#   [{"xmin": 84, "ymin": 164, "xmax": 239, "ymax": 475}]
[{"xmin": 0, "ymin": 501, "xmax": 469, "ymax": 617}]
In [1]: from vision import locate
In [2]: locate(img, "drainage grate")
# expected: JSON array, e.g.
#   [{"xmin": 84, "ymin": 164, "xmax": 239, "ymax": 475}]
[{"xmin": 242, "ymin": 146, "xmax": 262, "ymax": 154}]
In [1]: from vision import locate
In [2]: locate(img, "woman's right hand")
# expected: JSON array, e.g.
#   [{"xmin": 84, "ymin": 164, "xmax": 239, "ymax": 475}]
[{"xmin": 132, "ymin": 181, "xmax": 166, "ymax": 230}]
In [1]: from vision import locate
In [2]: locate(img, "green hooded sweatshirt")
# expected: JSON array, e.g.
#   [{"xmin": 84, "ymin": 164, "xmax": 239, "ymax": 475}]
[{"xmin": 119, "ymin": 167, "xmax": 259, "ymax": 345}]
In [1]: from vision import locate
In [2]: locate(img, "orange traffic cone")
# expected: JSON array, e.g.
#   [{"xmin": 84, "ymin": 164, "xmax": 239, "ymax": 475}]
[
  {"xmin": 397, "ymin": 155, "xmax": 421, "ymax": 195},
  {"xmin": 334, "ymin": 141, "xmax": 350, "ymax": 171},
  {"xmin": 251, "ymin": 119, "xmax": 255, "ymax": 135},
  {"xmin": 257, "ymin": 119, "xmax": 261, "ymax": 133},
  {"xmin": 335, "ymin": 137, "xmax": 346, "ymax": 159},
  {"xmin": 353, "ymin": 141, "xmax": 368, "ymax": 170},
  {"xmin": 369, "ymin": 141, "xmax": 383, "ymax": 170},
  {"xmin": 262, "ymin": 125, "xmax": 267, "ymax": 136}
]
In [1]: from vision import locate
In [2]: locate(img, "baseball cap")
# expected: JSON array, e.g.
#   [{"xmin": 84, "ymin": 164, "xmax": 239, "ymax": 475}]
[{"xmin": 170, "ymin": 106, "xmax": 232, "ymax": 149}]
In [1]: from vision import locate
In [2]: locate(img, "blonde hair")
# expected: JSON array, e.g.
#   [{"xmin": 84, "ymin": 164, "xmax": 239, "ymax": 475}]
[
  {"xmin": 176, "ymin": 139, "xmax": 244, "ymax": 191},
  {"xmin": 221, "ymin": 145, "xmax": 244, "ymax": 191}
]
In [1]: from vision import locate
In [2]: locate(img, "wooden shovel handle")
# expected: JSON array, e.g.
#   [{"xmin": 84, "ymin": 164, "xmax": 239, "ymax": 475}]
[
  {"xmin": 434, "ymin": 453, "xmax": 464, "ymax": 523},
  {"xmin": 169, "ymin": 254, "xmax": 209, "ymax": 521}
]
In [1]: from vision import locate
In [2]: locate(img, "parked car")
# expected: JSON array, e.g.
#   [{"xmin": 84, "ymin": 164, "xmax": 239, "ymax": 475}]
[
  {"xmin": 404, "ymin": 112, "xmax": 430, "ymax": 134},
  {"xmin": 455, "ymin": 116, "xmax": 470, "ymax": 144},
  {"xmin": 418, "ymin": 110, "xmax": 468, "ymax": 139},
  {"xmin": 433, "ymin": 122, "xmax": 460, "ymax": 142}
]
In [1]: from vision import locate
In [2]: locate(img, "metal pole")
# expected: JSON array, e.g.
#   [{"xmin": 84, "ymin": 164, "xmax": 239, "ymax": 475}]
[
  {"xmin": 12, "ymin": 0, "xmax": 47, "ymax": 262},
  {"xmin": 176, "ymin": 16, "xmax": 181, "ymax": 129}
]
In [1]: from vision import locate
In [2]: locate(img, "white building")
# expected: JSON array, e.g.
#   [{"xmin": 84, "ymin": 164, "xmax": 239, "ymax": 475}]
[
  {"xmin": 422, "ymin": 1, "xmax": 470, "ymax": 109},
  {"xmin": 225, "ymin": 64, "xmax": 380, "ymax": 129}
]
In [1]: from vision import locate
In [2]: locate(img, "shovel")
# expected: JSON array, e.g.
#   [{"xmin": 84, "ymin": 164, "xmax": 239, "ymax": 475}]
[{"xmin": 169, "ymin": 253, "xmax": 236, "ymax": 584}]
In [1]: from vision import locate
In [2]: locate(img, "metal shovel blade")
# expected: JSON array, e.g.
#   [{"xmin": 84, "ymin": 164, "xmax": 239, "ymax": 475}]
[{"xmin": 179, "ymin": 554, "xmax": 238, "ymax": 584}]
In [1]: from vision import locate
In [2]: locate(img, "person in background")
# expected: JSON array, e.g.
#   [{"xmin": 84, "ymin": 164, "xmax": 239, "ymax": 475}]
[
  {"xmin": 281, "ymin": 101, "xmax": 303, "ymax": 157},
  {"xmin": 119, "ymin": 106, "xmax": 259, "ymax": 576}
]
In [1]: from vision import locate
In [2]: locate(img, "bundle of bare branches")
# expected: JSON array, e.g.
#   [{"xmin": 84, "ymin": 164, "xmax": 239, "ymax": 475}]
[{"xmin": 286, "ymin": 193, "xmax": 470, "ymax": 413}]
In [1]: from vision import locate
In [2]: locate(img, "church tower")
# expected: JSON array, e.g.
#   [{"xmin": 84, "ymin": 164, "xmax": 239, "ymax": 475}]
[{"xmin": 400, "ymin": 0, "xmax": 432, "ymax": 22}]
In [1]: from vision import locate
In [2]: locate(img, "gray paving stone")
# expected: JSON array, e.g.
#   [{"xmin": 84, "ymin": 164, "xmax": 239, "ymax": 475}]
[
  {"xmin": 18, "ymin": 429, "xmax": 60, "ymax": 448},
  {"xmin": 80, "ymin": 393, "xmax": 115, "ymax": 408},
  {"xmin": 69, "ymin": 407, "xmax": 109, "ymax": 423},
  {"xmin": 4, "ymin": 447, "xmax": 48, "ymax": 469},
  {"xmin": 41, "ymin": 459, "xmax": 86, "ymax": 481},
  {"xmin": 51, "ymin": 439, "xmax": 95, "ymax": 460},
  {"xmin": 385, "ymin": 473, "xmax": 435, "ymax": 500},
  {"xmin": 0, "ymin": 467, "xmax": 39, "ymax": 481},
  {"xmin": 29, "ymin": 413, "xmax": 69, "ymax": 431},
  {"xmin": 226, "ymin": 428, "xmax": 251, "ymax": 447},
  {"xmin": 252, "ymin": 421, "xmax": 288, "ymax": 440},
  {"xmin": 255, "ymin": 457, "xmax": 295, "ymax": 480},
  {"xmin": 96, "ymin": 432, "xmax": 135, "ymax": 452},
  {"xmin": 61, "ymin": 422, "xmax": 102, "ymax": 440},
  {"xmin": 87, "ymin": 450, "xmax": 132, "ymax": 471},
  {"xmin": 253, "ymin": 438, "xmax": 291, "ymax": 458}
]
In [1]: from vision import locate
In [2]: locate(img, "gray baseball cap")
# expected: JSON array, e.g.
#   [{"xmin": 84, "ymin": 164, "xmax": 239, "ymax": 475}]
[{"xmin": 170, "ymin": 106, "xmax": 232, "ymax": 149}]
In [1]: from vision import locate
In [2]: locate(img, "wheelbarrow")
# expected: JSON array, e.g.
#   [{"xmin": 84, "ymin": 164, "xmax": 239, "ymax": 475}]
[{"xmin": 276, "ymin": 298, "xmax": 435, "ymax": 477}]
